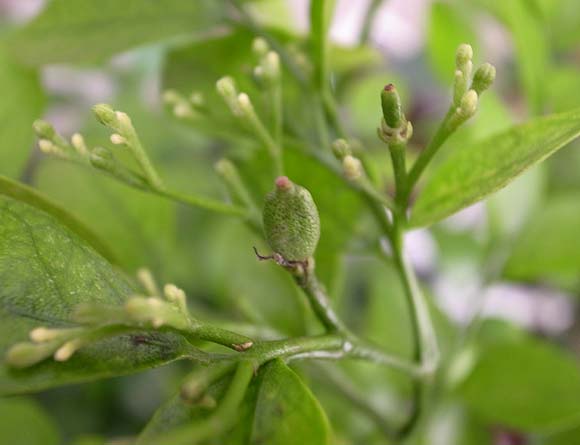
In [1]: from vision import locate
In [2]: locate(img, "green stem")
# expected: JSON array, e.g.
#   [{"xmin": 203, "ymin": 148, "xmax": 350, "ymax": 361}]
[
  {"xmin": 389, "ymin": 141, "xmax": 407, "ymax": 207},
  {"xmin": 359, "ymin": 0, "xmax": 382, "ymax": 45},
  {"xmin": 123, "ymin": 126, "xmax": 164, "ymax": 189},
  {"xmin": 153, "ymin": 187, "xmax": 250, "ymax": 218},
  {"xmin": 310, "ymin": 0, "xmax": 335, "ymax": 94},
  {"xmin": 245, "ymin": 107, "xmax": 284, "ymax": 176},
  {"xmin": 296, "ymin": 268, "xmax": 348, "ymax": 333},
  {"xmin": 272, "ymin": 82, "xmax": 283, "ymax": 147},
  {"xmin": 193, "ymin": 324, "xmax": 255, "ymax": 351}
]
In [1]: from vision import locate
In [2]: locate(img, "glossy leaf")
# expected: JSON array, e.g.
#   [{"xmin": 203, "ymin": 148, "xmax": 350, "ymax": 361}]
[
  {"xmin": 139, "ymin": 359, "xmax": 331, "ymax": 445},
  {"xmin": 503, "ymin": 195, "xmax": 580, "ymax": 284},
  {"xmin": 6, "ymin": 0, "xmax": 221, "ymax": 65},
  {"xmin": 0, "ymin": 196, "xmax": 192, "ymax": 395},
  {"xmin": 0, "ymin": 49, "xmax": 45, "ymax": 177},
  {"xmin": 411, "ymin": 108, "xmax": 580, "ymax": 227},
  {"xmin": 456, "ymin": 337, "xmax": 580, "ymax": 431},
  {"xmin": 0, "ymin": 397, "xmax": 60, "ymax": 445}
]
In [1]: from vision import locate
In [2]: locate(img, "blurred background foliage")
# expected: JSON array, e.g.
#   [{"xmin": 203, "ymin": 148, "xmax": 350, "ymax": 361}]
[{"xmin": 1, "ymin": 0, "xmax": 580, "ymax": 444}]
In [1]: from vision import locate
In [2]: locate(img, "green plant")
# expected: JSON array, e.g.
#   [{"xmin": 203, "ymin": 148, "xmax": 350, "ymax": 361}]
[{"xmin": 3, "ymin": 1, "xmax": 580, "ymax": 444}]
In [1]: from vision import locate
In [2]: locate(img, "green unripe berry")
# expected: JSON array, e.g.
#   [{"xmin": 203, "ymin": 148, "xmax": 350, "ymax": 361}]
[
  {"xmin": 263, "ymin": 176, "xmax": 320, "ymax": 261},
  {"xmin": 381, "ymin": 84, "xmax": 404, "ymax": 129}
]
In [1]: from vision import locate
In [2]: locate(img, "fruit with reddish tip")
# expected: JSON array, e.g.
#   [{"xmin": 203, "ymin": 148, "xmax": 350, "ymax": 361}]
[{"xmin": 263, "ymin": 176, "xmax": 320, "ymax": 261}]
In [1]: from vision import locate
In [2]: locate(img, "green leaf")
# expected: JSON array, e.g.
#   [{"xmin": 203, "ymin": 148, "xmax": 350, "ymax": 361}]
[
  {"xmin": 246, "ymin": 359, "xmax": 330, "ymax": 444},
  {"xmin": 503, "ymin": 195, "xmax": 580, "ymax": 284},
  {"xmin": 0, "ymin": 48, "xmax": 45, "ymax": 177},
  {"xmin": 427, "ymin": 2, "xmax": 479, "ymax": 81},
  {"xmin": 456, "ymin": 336, "xmax": 580, "ymax": 431},
  {"xmin": 0, "ymin": 175, "xmax": 115, "ymax": 263},
  {"xmin": 139, "ymin": 359, "xmax": 331, "ymax": 445},
  {"xmin": 0, "ymin": 196, "xmax": 192, "ymax": 395},
  {"xmin": 411, "ymin": 108, "xmax": 580, "ymax": 227},
  {"xmin": 6, "ymin": 0, "xmax": 222, "ymax": 66},
  {"xmin": 0, "ymin": 397, "xmax": 60, "ymax": 445}
]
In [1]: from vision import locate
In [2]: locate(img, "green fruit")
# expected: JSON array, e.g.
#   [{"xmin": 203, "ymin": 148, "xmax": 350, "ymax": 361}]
[{"xmin": 263, "ymin": 176, "xmax": 320, "ymax": 261}]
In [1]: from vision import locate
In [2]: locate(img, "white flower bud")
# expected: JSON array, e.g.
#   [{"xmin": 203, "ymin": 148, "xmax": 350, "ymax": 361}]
[
  {"xmin": 342, "ymin": 155, "xmax": 363, "ymax": 180},
  {"xmin": 458, "ymin": 89, "xmax": 478, "ymax": 118},
  {"xmin": 54, "ymin": 339, "xmax": 83, "ymax": 362},
  {"xmin": 237, "ymin": 93, "xmax": 254, "ymax": 117},
  {"xmin": 38, "ymin": 139, "xmax": 55, "ymax": 153},
  {"xmin": 110, "ymin": 133, "xmax": 127, "ymax": 145}
]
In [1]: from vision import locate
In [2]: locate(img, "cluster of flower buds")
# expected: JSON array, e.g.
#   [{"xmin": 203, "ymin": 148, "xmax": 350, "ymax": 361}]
[
  {"xmin": 162, "ymin": 89, "xmax": 206, "ymax": 120},
  {"xmin": 216, "ymin": 76, "xmax": 257, "ymax": 121},
  {"xmin": 332, "ymin": 138, "xmax": 364, "ymax": 181},
  {"xmin": 377, "ymin": 84, "xmax": 413, "ymax": 146},
  {"xmin": 34, "ymin": 105, "xmax": 164, "ymax": 191},
  {"xmin": 451, "ymin": 44, "xmax": 496, "ymax": 124},
  {"xmin": 252, "ymin": 37, "xmax": 281, "ymax": 88},
  {"xmin": 5, "ymin": 275, "xmax": 194, "ymax": 369}
]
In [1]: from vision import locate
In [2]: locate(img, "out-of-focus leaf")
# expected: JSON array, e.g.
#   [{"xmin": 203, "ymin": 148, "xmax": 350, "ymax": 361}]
[
  {"xmin": 427, "ymin": 2, "xmax": 479, "ymax": 81},
  {"xmin": 503, "ymin": 195, "xmax": 580, "ymax": 284},
  {"xmin": 139, "ymin": 360, "xmax": 330, "ymax": 445},
  {"xmin": 422, "ymin": 402, "xmax": 491, "ymax": 445},
  {"xmin": 411, "ymin": 108, "xmax": 580, "ymax": 227},
  {"xmin": 0, "ymin": 48, "xmax": 45, "ymax": 177},
  {"xmin": 474, "ymin": 0, "xmax": 549, "ymax": 114},
  {"xmin": 6, "ymin": 0, "xmax": 222, "ymax": 65},
  {"xmin": 456, "ymin": 336, "xmax": 580, "ymax": 431},
  {"xmin": 0, "ymin": 196, "xmax": 192, "ymax": 395},
  {"xmin": 547, "ymin": 67, "xmax": 580, "ymax": 113},
  {"xmin": 0, "ymin": 397, "xmax": 60, "ymax": 445}
]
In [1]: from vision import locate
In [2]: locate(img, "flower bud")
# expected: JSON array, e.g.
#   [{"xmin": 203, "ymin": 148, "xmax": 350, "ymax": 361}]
[
  {"xmin": 471, "ymin": 63, "xmax": 496, "ymax": 95},
  {"xmin": 33, "ymin": 119, "xmax": 55, "ymax": 139},
  {"xmin": 263, "ymin": 177, "xmax": 320, "ymax": 261},
  {"xmin": 458, "ymin": 89, "xmax": 478, "ymax": 119},
  {"xmin": 93, "ymin": 103, "xmax": 117, "ymax": 127},
  {"xmin": 5, "ymin": 342, "xmax": 56, "ymax": 368},
  {"xmin": 331, "ymin": 139, "xmax": 351, "ymax": 160},
  {"xmin": 342, "ymin": 155, "xmax": 363, "ymax": 180},
  {"xmin": 381, "ymin": 84, "xmax": 404, "ymax": 129},
  {"xmin": 456, "ymin": 44, "xmax": 473, "ymax": 70}
]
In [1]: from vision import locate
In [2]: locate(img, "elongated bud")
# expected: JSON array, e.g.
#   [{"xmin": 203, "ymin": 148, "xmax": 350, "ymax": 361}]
[
  {"xmin": 381, "ymin": 84, "xmax": 404, "ymax": 129},
  {"xmin": 236, "ymin": 93, "xmax": 254, "ymax": 117},
  {"xmin": 471, "ymin": 63, "xmax": 496, "ymax": 94},
  {"xmin": 5, "ymin": 342, "xmax": 57, "ymax": 368},
  {"xmin": 33, "ymin": 120, "xmax": 55, "ymax": 139},
  {"xmin": 54, "ymin": 339, "xmax": 83, "ymax": 362},
  {"xmin": 137, "ymin": 268, "xmax": 159, "ymax": 296},
  {"xmin": 331, "ymin": 139, "xmax": 351, "ymax": 160},
  {"xmin": 93, "ymin": 103, "xmax": 117, "ymax": 127},
  {"xmin": 263, "ymin": 177, "xmax": 320, "ymax": 261},
  {"xmin": 110, "ymin": 133, "xmax": 126, "ymax": 145}
]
